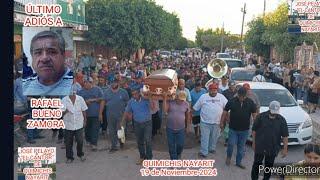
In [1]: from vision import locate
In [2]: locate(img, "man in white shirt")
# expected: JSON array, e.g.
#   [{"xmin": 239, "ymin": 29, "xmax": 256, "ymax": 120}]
[
  {"xmin": 61, "ymin": 90, "xmax": 88, "ymax": 163},
  {"xmin": 246, "ymin": 59, "xmax": 256, "ymax": 70},
  {"xmin": 268, "ymin": 58, "xmax": 276, "ymax": 72},
  {"xmin": 193, "ymin": 82, "xmax": 228, "ymax": 158},
  {"xmin": 252, "ymin": 70, "xmax": 266, "ymax": 82}
]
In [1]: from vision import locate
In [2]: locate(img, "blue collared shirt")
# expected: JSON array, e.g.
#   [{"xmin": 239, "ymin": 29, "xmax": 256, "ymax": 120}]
[{"xmin": 125, "ymin": 98, "xmax": 151, "ymax": 123}]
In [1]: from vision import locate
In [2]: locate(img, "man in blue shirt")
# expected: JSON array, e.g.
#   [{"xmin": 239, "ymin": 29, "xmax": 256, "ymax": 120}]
[
  {"xmin": 121, "ymin": 88, "xmax": 156, "ymax": 165},
  {"xmin": 22, "ymin": 30, "xmax": 73, "ymax": 96},
  {"xmin": 100, "ymin": 80, "xmax": 129, "ymax": 153},
  {"xmin": 78, "ymin": 78, "xmax": 104, "ymax": 151},
  {"xmin": 190, "ymin": 81, "xmax": 207, "ymax": 140}
]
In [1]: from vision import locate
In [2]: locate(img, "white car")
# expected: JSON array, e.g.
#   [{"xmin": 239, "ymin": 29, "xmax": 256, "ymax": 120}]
[
  {"xmin": 216, "ymin": 53, "xmax": 231, "ymax": 59},
  {"xmin": 229, "ymin": 67, "xmax": 256, "ymax": 83},
  {"xmin": 238, "ymin": 82, "xmax": 313, "ymax": 145},
  {"xmin": 159, "ymin": 51, "xmax": 171, "ymax": 59}
]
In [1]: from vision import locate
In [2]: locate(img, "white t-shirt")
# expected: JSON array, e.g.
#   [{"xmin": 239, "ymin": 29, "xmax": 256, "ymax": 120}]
[
  {"xmin": 193, "ymin": 93, "xmax": 228, "ymax": 124},
  {"xmin": 252, "ymin": 75, "xmax": 266, "ymax": 82},
  {"xmin": 246, "ymin": 64, "xmax": 256, "ymax": 70}
]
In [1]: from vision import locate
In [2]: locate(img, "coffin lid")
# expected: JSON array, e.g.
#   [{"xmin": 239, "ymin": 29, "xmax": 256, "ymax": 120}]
[{"xmin": 146, "ymin": 69, "xmax": 177, "ymax": 80}]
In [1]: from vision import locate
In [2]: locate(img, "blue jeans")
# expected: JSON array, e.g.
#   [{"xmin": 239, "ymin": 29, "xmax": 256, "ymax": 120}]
[
  {"xmin": 200, "ymin": 122, "xmax": 220, "ymax": 156},
  {"xmin": 302, "ymin": 89, "xmax": 308, "ymax": 104},
  {"xmin": 295, "ymin": 87, "xmax": 302, "ymax": 100},
  {"xmin": 134, "ymin": 120, "xmax": 153, "ymax": 159},
  {"xmin": 227, "ymin": 128, "xmax": 249, "ymax": 165},
  {"xmin": 166, "ymin": 128, "xmax": 185, "ymax": 160},
  {"xmin": 85, "ymin": 117, "xmax": 100, "ymax": 145},
  {"xmin": 108, "ymin": 116, "xmax": 120, "ymax": 149}
]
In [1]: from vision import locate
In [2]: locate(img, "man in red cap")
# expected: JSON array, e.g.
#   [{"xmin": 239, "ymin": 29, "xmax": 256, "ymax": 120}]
[
  {"xmin": 193, "ymin": 82, "xmax": 228, "ymax": 158},
  {"xmin": 243, "ymin": 83, "xmax": 260, "ymax": 114}
]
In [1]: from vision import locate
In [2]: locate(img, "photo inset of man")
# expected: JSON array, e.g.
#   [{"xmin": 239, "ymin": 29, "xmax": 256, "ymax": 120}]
[{"xmin": 22, "ymin": 30, "xmax": 73, "ymax": 96}]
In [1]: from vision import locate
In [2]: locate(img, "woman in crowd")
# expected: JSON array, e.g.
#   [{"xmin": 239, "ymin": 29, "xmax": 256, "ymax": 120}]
[
  {"xmin": 308, "ymin": 71, "xmax": 320, "ymax": 114},
  {"xmin": 285, "ymin": 143, "xmax": 320, "ymax": 180},
  {"xmin": 301, "ymin": 67, "xmax": 310, "ymax": 108}
]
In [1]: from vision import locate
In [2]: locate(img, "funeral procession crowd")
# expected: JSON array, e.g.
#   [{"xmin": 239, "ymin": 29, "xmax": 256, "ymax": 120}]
[{"xmin": 14, "ymin": 44, "xmax": 320, "ymax": 179}]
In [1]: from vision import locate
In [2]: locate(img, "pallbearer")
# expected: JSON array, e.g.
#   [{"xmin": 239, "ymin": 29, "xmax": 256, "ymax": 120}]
[{"xmin": 163, "ymin": 91, "xmax": 191, "ymax": 160}]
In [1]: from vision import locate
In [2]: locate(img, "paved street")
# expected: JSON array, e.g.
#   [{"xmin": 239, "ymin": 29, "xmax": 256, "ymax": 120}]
[{"xmin": 14, "ymin": 109, "xmax": 319, "ymax": 180}]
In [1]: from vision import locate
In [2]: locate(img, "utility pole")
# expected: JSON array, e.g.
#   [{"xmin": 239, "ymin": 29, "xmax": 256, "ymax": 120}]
[
  {"xmin": 220, "ymin": 22, "xmax": 224, "ymax": 53},
  {"xmin": 263, "ymin": 0, "xmax": 266, "ymax": 16},
  {"xmin": 240, "ymin": 3, "xmax": 246, "ymax": 43},
  {"xmin": 240, "ymin": 3, "xmax": 247, "ymax": 55}
]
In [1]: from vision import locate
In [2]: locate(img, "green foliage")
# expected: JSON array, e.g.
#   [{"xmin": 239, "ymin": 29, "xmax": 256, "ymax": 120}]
[
  {"xmin": 195, "ymin": 27, "xmax": 241, "ymax": 52},
  {"xmin": 85, "ymin": 0, "xmax": 184, "ymax": 57},
  {"xmin": 245, "ymin": 17, "xmax": 270, "ymax": 58},
  {"xmin": 187, "ymin": 40, "xmax": 196, "ymax": 48},
  {"xmin": 245, "ymin": 2, "xmax": 320, "ymax": 61}
]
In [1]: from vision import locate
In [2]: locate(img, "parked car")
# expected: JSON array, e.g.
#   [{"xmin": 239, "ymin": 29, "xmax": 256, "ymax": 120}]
[
  {"xmin": 224, "ymin": 59, "xmax": 244, "ymax": 69},
  {"xmin": 229, "ymin": 67, "xmax": 255, "ymax": 82},
  {"xmin": 216, "ymin": 53, "xmax": 231, "ymax": 59},
  {"xmin": 159, "ymin": 51, "xmax": 171, "ymax": 59},
  {"xmin": 238, "ymin": 82, "xmax": 312, "ymax": 145}
]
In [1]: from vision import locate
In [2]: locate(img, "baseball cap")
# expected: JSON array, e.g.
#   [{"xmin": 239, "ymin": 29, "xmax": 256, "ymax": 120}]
[
  {"xmin": 243, "ymin": 83, "xmax": 250, "ymax": 90},
  {"xmin": 269, "ymin": 101, "xmax": 280, "ymax": 114},
  {"xmin": 228, "ymin": 80, "xmax": 236, "ymax": 86},
  {"xmin": 177, "ymin": 91, "xmax": 187, "ymax": 101},
  {"xmin": 209, "ymin": 83, "xmax": 219, "ymax": 90}
]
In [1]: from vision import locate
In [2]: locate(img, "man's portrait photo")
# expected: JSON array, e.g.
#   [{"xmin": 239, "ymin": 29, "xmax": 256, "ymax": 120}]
[{"xmin": 22, "ymin": 28, "xmax": 73, "ymax": 96}]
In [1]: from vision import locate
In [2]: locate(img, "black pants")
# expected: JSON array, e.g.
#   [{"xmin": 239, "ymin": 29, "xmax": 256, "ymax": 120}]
[
  {"xmin": 101, "ymin": 107, "xmax": 108, "ymax": 131},
  {"xmin": 135, "ymin": 120, "xmax": 153, "ymax": 159},
  {"xmin": 251, "ymin": 153, "xmax": 276, "ymax": 180},
  {"xmin": 65, "ymin": 128, "xmax": 84, "ymax": 160},
  {"xmin": 152, "ymin": 111, "xmax": 160, "ymax": 136}
]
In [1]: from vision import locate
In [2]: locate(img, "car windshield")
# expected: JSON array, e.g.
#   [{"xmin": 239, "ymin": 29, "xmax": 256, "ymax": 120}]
[
  {"xmin": 230, "ymin": 70, "xmax": 255, "ymax": 81},
  {"xmin": 217, "ymin": 54, "xmax": 231, "ymax": 58},
  {"xmin": 160, "ymin": 51, "xmax": 170, "ymax": 55},
  {"xmin": 251, "ymin": 89, "xmax": 297, "ymax": 107},
  {"xmin": 226, "ymin": 61, "xmax": 243, "ymax": 68}
]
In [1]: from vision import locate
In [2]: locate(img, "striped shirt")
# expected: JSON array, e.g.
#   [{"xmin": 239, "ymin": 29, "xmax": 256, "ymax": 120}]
[{"xmin": 22, "ymin": 68, "xmax": 73, "ymax": 96}]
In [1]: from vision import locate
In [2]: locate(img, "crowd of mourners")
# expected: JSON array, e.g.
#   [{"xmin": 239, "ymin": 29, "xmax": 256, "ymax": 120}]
[{"xmin": 13, "ymin": 51, "xmax": 320, "ymax": 180}]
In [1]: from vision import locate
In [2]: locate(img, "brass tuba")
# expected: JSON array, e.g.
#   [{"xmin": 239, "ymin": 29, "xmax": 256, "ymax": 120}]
[
  {"xmin": 205, "ymin": 58, "xmax": 228, "ymax": 89},
  {"xmin": 207, "ymin": 58, "xmax": 228, "ymax": 78}
]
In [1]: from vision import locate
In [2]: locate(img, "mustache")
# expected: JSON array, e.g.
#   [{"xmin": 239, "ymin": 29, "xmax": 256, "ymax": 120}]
[{"xmin": 38, "ymin": 63, "xmax": 53, "ymax": 68}]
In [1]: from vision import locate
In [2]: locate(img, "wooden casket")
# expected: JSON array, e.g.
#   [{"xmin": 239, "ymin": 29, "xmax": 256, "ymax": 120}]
[{"xmin": 143, "ymin": 69, "xmax": 178, "ymax": 99}]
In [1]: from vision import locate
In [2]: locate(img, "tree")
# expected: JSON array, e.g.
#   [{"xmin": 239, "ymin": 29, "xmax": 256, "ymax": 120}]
[
  {"xmin": 175, "ymin": 37, "xmax": 188, "ymax": 50},
  {"xmin": 85, "ymin": 0, "xmax": 184, "ymax": 58},
  {"xmin": 245, "ymin": 17, "xmax": 270, "ymax": 58},
  {"xmin": 187, "ymin": 40, "xmax": 196, "ymax": 48},
  {"xmin": 196, "ymin": 27, "xmax": 241, "ymax": 52},
  {"xmin": 245, "ymin": 2, "xmax": 320, "ymax": 62}
]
